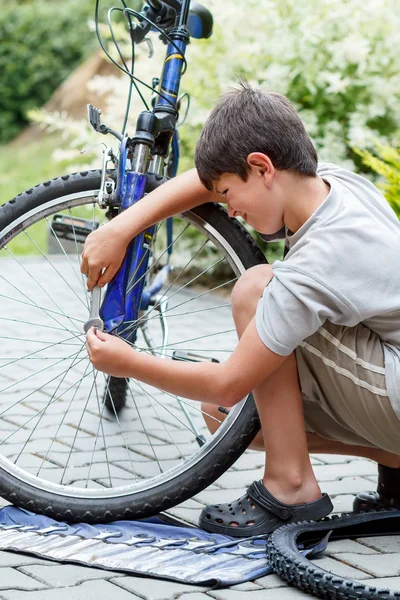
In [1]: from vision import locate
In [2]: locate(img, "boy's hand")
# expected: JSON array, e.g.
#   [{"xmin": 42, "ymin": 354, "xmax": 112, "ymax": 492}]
[
  {"xmin": 86, "ymin": 327, "xmax": 134, "ymax": 377},
  {"xmin": 81, "ymin": 222, "xmax": 130, "ymax": 290}
]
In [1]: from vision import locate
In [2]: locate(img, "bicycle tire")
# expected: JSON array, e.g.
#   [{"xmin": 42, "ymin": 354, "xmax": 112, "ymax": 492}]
[
  {"xmin": 0, "ymin": 169, "xmax": 264, "ymax": 523},
  {"xmin": 267, "ymin": 511, "xmax": 400, "ymax": 599},
  {"xmin": 103, "ymin": 376, "xmax": 128, "ymax": 414}
]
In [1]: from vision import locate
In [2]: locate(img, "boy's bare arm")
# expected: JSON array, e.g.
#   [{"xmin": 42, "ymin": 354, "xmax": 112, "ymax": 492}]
[
  {"xmin": 86, "ymin": 319, "xmax": 287, "ymax": 407},
  {"xmin": 81, "ymin": 168, "xmax": 220, "ymax": 290}
]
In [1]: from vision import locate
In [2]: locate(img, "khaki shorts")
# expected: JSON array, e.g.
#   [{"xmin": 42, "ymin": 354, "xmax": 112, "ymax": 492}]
[{"xmin": 296, "ymin": 321, "xmax": 400, "ymax": 454}]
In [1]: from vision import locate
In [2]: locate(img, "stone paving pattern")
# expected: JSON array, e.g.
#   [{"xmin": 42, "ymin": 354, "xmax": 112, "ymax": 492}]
[
  {"xmin": 1, "ymin": 450, "xmax": 400, "ymax": 600},
  {"xmin": 0, "ymin": 257, "xmax": 399, "ymax": 598}
]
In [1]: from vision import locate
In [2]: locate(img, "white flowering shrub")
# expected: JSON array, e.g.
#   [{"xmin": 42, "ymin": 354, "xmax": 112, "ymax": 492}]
[
  {"xmin": 180, "ymin": 0, "xmax": 400, "ymax": 170},
  {"xmin": 34, "ymin": 0, "xmax": 400, "ymax": 175}
]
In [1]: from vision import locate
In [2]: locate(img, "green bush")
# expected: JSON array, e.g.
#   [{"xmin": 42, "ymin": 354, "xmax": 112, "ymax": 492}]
[
  {"xmin": 0, "ymin": 0, "xmax": 96, "ymax": 142},
  {"xmin": 355, "ymin": 139, "xmax": 400, "ymax": 218}
]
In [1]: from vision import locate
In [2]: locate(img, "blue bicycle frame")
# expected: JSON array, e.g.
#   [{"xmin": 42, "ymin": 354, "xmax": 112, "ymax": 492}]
[{"xmin": 100, "ymin": 0, "xmax": 191, "ymax": 341}]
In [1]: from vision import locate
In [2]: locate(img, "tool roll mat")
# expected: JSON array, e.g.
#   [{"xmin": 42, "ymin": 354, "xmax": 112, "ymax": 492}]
[
  {"xmin": 0, "ymin": 505, "xmax": 272, "ymax": 587},
  {"xmin": 1, "ymin": 506, "xmax": 400, "ymax": 588}
]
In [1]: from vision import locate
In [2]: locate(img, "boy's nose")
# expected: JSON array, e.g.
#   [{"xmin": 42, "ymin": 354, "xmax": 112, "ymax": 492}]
[{"xmin": 227, "ymin": 206, "xmax": 237, "ymax": 218}]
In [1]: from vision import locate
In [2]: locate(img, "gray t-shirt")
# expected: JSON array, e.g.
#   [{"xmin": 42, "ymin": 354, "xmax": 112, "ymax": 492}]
[{"xmin": 255, "ymin": 163, "xmax": 400, "ymax": 418}]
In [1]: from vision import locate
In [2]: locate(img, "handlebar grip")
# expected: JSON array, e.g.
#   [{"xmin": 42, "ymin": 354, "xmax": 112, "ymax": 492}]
[
  {"xmin": 132, "ymin": 0, "xmax": 179, "ymax": 42},
  {"xmin": 148, "ymin": 0, "xmax": 181, "ymax": 11},
  {"xmin": 157, "ymin": 0, "xmax": 181, "ymax": 10}
]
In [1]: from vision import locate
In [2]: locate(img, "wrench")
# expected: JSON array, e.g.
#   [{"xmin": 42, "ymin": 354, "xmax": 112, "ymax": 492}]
[{"xmin": 83, "ymin": 285, "xmax": 104, "ymax": 333}]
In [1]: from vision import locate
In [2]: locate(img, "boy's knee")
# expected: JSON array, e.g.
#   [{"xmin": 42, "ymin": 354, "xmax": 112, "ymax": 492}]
[{"xmin": 231, "ymin": 264, "xmax": 273, "ymax": 317}]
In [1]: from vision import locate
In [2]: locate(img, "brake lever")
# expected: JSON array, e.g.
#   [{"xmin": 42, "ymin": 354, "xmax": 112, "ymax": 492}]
[{"xmin": 144, "ymin": 37, "xmax": 154, "ymax": 58}]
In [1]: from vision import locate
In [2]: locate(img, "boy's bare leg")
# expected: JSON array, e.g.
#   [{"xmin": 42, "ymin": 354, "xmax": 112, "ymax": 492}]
[
  {"xmin": 251, "ymin": 351, "xmax": 322, "ymax": 504},
  {"xmin": 201, "ymin": 264, "xmax": 400, "ymax": 498},
  {"xmin": 203, "ymin": 410, "xmax": 400, "ymax": 469},
  {"xmin": 213, "ymin": 264, "xmax": 321, "ymax": 505}
]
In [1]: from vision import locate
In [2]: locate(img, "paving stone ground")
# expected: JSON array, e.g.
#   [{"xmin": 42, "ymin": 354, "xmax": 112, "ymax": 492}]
[{"xmin": 0, "ymin": 256, "xmax": 399, "ymax": 598}]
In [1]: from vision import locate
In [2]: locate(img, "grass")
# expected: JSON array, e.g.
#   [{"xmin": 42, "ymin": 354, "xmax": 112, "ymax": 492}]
[
  {"xmin": 0, "ymin": 134, "xmax": 97, "ymax": 255},
  {"xmin": 0, "ymin": 135, "xmax": 69, "ymax": 206}
]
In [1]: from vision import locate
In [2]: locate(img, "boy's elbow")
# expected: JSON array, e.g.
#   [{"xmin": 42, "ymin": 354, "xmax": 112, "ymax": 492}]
[{"xmin": 217, "ymin": 373, "xmax": 248, "ymax": 408}]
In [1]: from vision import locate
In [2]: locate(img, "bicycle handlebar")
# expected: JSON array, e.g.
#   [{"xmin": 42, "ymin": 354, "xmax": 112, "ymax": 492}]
[
  {"xmin": 148, "ymin": 0, "xmax": 181, "ymax": 11},
  {"xmin": 131, "ymin": 0, "xmax": 182, "ymax": 44}
]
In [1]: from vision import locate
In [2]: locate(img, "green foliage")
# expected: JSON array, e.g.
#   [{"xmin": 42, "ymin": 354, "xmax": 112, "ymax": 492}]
[
  {"xmin": 355, "ymin": 139, "xmax": 400, "ymax": 218},
  {"xmin": 0, "ymin": 135, "xmax": 69, "ymax": 204},
  {"xmin": 0, "ymin": 0, "xmax": 96, "ymax": 142}
]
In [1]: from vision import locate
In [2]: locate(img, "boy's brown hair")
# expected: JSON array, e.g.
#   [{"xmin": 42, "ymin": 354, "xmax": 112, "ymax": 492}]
[{"xmin": 195, "ymin": 81, "xmax": 318, "ymax": 191}]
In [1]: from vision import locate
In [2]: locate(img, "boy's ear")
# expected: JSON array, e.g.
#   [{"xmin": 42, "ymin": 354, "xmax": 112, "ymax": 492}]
[{"xmin": 247, "ymin": 152, "xmax": 274, "ymax": 183}]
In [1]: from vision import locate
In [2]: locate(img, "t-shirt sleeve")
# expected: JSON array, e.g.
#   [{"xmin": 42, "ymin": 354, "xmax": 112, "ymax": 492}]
[{"xmin": 255, "ymin": 266, "xmax": 357, "ymax": 355}]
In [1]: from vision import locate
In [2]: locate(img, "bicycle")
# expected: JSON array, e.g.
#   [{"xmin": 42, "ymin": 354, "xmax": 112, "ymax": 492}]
[
  {"xmin": 2, "ymin": 5, "xmax": 400, "ymax": 598},
  {"xmin": 0, "ymin": 0, "xmax": 264, "ymax": 524}
]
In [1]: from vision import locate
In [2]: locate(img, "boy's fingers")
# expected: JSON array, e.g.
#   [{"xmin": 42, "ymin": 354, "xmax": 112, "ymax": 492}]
[
  {"xmin": 86, "ymin": 327, "xmax": 99, "ymax": 347},
  {"xmin": 95, "ymin": 329, "xmax": 108, "ymax": 342},
  {"xmin": 86, "ymin": 327, "xmax": 108, "ymax": 345},
  {"xmin": 98, "ymin": 264, "xmax": 119, "ymax": 287},
  {"xmin": 80, "ymin": 251, "xmax": 87, "ymax": 275},
  {"xmin": 86, "ymin": 269, "xmax": 102, "ymax": 291}
]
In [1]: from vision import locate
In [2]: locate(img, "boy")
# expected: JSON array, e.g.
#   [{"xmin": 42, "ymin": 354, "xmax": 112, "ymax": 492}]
[{"xmin": 83, "ymin": 83, "xmax": 400, "ymax": 537}]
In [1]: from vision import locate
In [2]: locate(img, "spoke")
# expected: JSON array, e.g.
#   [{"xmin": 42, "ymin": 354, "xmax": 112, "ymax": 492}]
[
  {"xmin": 87, "ymin": 368, "xmax": 112, "ymax": 488},
  {"xmin": 120, "ymin": 261, "xmax": 227, "ymax": 343},
  {"xmin": 132, "ymin": 379, "xmax": 185, "ymax": 460},
  {"xmin": 47, "ymin": 216, "xmax": 90, "ymax": 310},
  {"xmin": 21, "ymin": 230, "xmax": 88, "ymax": 311},
  {"xmin": 126, "ymin": 382, "xmax": 163, "ymax": 474},
  {"xmin": 3, "ymin": 247, "xmax": 84, "ymax": 336},
  {"xmin": 0, "ymin": 316, "xmax": 83, "ymax": 334},
  {"xmin": 0, "ymin": 347, "xmax": 88, "ymax": 416},
  {"xmin": 37, "ymin": 359, "xmax": 92, "ymax": 476},
  {"xmin": 126, "ymin": 257, "xmax": 228, "ymax": 337},
  {"xmin": 140, "ymin": 348, "xmax": 233, "ymax": 356},
  {"xmin": 132, "ymin": 327, "xmax": 236, "ymax": 353},
  {"xmin": 60, "ymin": 367, "xmax": 99, "ymax": 485},
  {"xmin": 0, "ymin": 291, "xmax": 84, "ymax": 326},
  {"xmin": 131, "ymin": 302, "xmax": 231, "ymax": 327},
  {"xmin": 0, "ymin": 356, "xmax": 88, "ymax": 360},
  {"xmin": 14, "ymin": 344, "xmax": 87, "ymax": 466},
  {"xmin": 68, "ymin": 207, "xmax": 90, "ymax": 310},
  {"xmin": 157, "ymin": 276, "xmax": 237, "ymax": 319},
  {"xmin": 100, "ymin": 374, "xmax": 136, "ymax": 476},
  {"xmin": 130, "ymin": 378, "xmax": 203, "ymax": 436},
  {"xmin": 125, "ymin": 222, "xmax": 190, "ymax": 296},
  {"xmin": 0, "ymin": 334, "xmax": 85, "ymax": 372},
  {"xmin": 0, "ymin": 355, "xmax": 90, "ymax": 446},
  {"xmin": 158, "ymin": 388, "xmax": 223, "ymax": 425},
  {"xmin": 0, "ymin": 335, "xmax": 81, "ymax": 346},
  {"xmin": 126, "ymin": 237, "xmax": 212, "ymax": 333},
  {"xmin": 129, "ymin": 275, "xmax": 237, "ymax": 338}
]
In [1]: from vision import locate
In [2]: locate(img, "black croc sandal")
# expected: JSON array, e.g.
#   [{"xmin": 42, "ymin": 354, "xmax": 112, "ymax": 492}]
[
  {"xmin": 198, "ymin": 480, "xmax": 333, "ymax": 537},
  {"xmin": 353, "ymin": 464, "xmax": 400, "ymax": 513}
]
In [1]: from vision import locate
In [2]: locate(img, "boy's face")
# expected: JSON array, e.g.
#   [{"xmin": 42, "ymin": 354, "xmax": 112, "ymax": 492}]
[{"xmin": 214, "ymin": 167, "xmax": 284, "ymax": 234}]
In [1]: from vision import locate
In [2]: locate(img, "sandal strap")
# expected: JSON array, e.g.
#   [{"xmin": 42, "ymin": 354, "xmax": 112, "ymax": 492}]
[{"xmin": 247, "ymin": 480, "xmax": 294, "ymax": 521}]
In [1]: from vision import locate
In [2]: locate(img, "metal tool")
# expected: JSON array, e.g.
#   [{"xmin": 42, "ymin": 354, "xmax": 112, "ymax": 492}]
[{"xmin": 84, "ymin": 285, "xmax": 105, "ymax": 333}]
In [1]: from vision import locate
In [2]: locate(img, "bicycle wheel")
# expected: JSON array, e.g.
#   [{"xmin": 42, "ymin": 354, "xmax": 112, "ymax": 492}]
[
  {"xmin": 267, "ymin": 512, "xmax": 400, "ymax": 599},
  {"xmin": 0, "ymin": 170, "xmax": 265, "ymax": 523}
]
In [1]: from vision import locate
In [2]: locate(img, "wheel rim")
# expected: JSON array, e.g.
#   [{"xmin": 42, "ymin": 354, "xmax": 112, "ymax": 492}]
[{"xmin": 0, "ymin": 189, "xmax": 251, "ymax": 500}]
